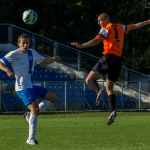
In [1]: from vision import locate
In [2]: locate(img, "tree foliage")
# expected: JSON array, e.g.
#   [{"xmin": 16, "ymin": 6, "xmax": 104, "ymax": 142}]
[{"xmin": 0, "ymin": 0, "xmax": 149, "ymax": 70}]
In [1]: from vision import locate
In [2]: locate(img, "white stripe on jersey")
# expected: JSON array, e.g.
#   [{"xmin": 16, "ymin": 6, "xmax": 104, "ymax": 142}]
[
  {"xmin": 98, "ymin": 28, "xmax": 108, "ymax": 38},
  {"xmin": 122, "ymin": 25, "xmax": 127, "ymax": 32}
]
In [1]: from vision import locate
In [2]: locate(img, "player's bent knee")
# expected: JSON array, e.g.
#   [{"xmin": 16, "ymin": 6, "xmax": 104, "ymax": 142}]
[
  {"xmin": 85, "ymin": 78, "xmax": 89, "ymax": 84},
  {"xmin": 29, "ymin": 107, "xmax": 39, "ymax": 115},
  {"xmin": 85, "ymin": 77, "xmax": 92, "ymax": 85}
]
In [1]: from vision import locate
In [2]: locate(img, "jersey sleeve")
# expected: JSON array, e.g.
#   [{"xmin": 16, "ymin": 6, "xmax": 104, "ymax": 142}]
[
  {"xmin": 122, "ymin": 25, "xmax": 127, "ymax": 33},
  {"xmin": 98, "ymin": 28, "xmax": 109, "ymax": 37},
  {"xmin": 0, "ymin": 51, "xmax": 15, "ymax": 64},
  {"xmin": 125, "ymin": 25, "xmax": 133, "ymax": 34},
  {"xmin": 95, "ymin": 28, "xmax": 109, "ymax": 41},
  {"xmin": 95, "ymin": 34, "xmax": 103, "ymax": 40},
  {"xmin": 32, "ymin": 50, "xmax": 46, "ymax": 64}
]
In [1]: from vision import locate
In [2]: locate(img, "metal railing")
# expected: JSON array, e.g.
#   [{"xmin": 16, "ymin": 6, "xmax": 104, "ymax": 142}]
[
  {"xmin": 123, "ymin": 67, "xmax": 150, "ymax": 94},
  {"xmin": 1, "ymin": 23, "xmax": 150, "ymax": 90},
  {"xmin": 0, "ymin": 23, "xmax": 99, "ymax": 73}
]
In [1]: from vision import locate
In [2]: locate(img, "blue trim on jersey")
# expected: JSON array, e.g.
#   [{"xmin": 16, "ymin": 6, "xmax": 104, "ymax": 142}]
[
  {"xmin": 28, "ymin": 50, "xmax": 33, "ymax": 74},
  {"xmin": 1, "ymin": 57, "xmax": 14, "ymax": 72}
]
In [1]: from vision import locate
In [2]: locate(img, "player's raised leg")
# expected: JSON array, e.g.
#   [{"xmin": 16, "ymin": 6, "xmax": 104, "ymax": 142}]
[
  {"xmin": 85, "ymin": 70, "xmax": 104, "ymax": 105},
  {"xmin": 38, "ymin": 91, "xmax": 56, "ymax": 112}
]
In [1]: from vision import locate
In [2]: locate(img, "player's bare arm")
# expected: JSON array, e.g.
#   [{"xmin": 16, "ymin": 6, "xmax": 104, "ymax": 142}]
[
  {"xmin": 71, "ymin": 38, "xmax": 101, "ymax": 48},
  {"xmin": 40, "ymin": 56, "xmax": 61, "ymax": 65},
  {"xmin": 0, "ymin": 61, "xmax": 14, "ymax": 77},
  {"xmin": 126, "ymin": 20, "xmax": 150, "ymax": 33}
]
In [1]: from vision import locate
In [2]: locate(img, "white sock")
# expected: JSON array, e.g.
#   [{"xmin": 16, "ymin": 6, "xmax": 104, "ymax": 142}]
[
  {"xmin": 39, "ymin": 100, "xmax": 51, "ymax": 112},
  {"xmin": 28, "ymin": 113, "xmax": 38, "ymax": 140}
]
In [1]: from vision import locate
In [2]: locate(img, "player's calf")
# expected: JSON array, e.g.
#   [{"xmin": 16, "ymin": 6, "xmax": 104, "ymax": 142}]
[
  {"xmin": 24, "ymin": 112, "xmax": 30, "ymax": 124},
  {"xmin": 96, "ymin": 89, "xmax": 105, "ymax": 106}
]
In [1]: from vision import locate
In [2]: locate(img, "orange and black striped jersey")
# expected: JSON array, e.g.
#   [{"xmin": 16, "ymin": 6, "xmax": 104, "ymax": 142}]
[{"xmin": 95, "ymin": 23, "xmax": 127, "ymax": 58}]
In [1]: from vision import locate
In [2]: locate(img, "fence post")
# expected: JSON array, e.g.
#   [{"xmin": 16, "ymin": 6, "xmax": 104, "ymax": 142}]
[
  {"xmin": 121, "ymin": 82, "xmax": 124, "ymax": 111},
  {"xmin": 0, "ymin": 80, "xmax": 1, "ymax": 112},
  {"xmin": 83, "ymin": 81, "xmax": 86, "ymax": 111},
  {"xmin": 64, "ymin": 81, "xmax": 67, "ymax": 111},
  {"xmin": 124, "ymin": 67, "xmax": 128, "ymax": 84},
  {"xmin": 53, "ymin": 42, "xmax": 59, "ymax": 56},
  {"xmin": 8, "ymin": 25, "xmax": 12, "ymax": 44},
  {"xmin": 138, "ymin": 81, "xmax": 141, "ymax": 110},
  {"xmin": 77, "ymin": 50, "xmax": 81, "ymax": 70}
]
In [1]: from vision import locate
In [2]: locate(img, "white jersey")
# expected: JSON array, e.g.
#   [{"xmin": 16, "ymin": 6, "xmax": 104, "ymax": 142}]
[{"xmin": 0, "ymin": 48, "xmax": 45, "ymax": 91}]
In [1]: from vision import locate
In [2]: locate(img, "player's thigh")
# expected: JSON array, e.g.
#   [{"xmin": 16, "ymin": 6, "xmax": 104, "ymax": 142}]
[
  {"xmin": 107, "ymin": 55, "xmax": 122, "ymax": 81},
  {"xmin": 34, "ymin": 86, "xmax": 48, "ymax": 98},
  {"xmin": 92, "ymin": 58, "xmax": 108, "ymax": 76},
  {"xmin": 86, "ymin": 70, "xmax": 102, "ymax": 81},
  {"xmin": 107, "ymin": 67, "xmax": 121, "ymax": 81},
  {"xmin": 16, "ymin": 88, "xmax": 36, "ymax": 107},
  {"xmin": 34, "ymin": 86, "xmax": 56, "ymax": 103}
]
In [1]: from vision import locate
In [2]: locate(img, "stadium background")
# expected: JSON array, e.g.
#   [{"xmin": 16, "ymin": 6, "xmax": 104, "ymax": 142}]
[
  {"xmin": 0, "ymin": 23, "xmax": 149, "ymax": 112},
  {"xmin": 0, "ymin": 0, "xmax": 149, "ymax": 112},
  {"xmin": 0, "ymin": 1, "xmax": 150, "ymax": 150}
]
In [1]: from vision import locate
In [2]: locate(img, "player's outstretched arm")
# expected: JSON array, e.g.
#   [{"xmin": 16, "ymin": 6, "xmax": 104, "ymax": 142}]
[
  {"xmin": 71, "ymin": 38, "xmax": 101, "ymax": 49},
  {"xmin": 127, "ymin": 19, "xmax": 150, "ymax": 32},
  {"xmin": 40, "ymin": 56, "xmax": 61, "ymax": 66}
]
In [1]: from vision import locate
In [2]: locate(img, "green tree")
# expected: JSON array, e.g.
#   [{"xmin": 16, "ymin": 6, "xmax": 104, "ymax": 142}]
[{"xmin": 0, "ymin": 0, "xmax": 149, "ymax": 71}]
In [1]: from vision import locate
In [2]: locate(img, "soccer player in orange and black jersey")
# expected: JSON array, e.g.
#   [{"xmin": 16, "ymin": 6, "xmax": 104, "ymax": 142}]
[{"xmin": 71, "ymin": 13, "xmax": 150, "ymax": 125}]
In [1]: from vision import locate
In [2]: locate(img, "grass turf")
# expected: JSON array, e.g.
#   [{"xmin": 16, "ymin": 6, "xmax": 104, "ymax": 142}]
[{"xmin": 0, "ymin": 112, "xmax": 150, "ymax": 150}]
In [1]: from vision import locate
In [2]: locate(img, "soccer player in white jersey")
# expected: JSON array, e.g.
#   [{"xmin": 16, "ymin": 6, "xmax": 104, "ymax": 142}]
[{"xmin": 0, "ymin": 34, "xmax": 60, "ymax": 145}]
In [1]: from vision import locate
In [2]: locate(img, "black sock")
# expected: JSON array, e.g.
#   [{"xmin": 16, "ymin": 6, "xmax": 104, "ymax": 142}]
[{"xmin": 108, "ymin": 94, "xmax": 116, "ymax": 111}]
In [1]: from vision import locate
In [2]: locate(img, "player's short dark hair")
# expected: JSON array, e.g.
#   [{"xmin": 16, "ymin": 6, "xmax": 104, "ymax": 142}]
[
  {"xmin": 98, "ymin": 13, "xmax": 110, "ymax": 21},
  {"xmin": 18, "ymin": 34, "xmax": 30, "ymax": 42}
]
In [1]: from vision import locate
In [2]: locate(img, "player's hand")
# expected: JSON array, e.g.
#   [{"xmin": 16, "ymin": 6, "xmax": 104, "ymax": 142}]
[
  {"xmin": 53, "ymin": 56, "xmax": 61, "ymax": 62},
  {"xmin": 6, "ymin": 70, "xmax": 14, "ymax": 77},
  {"xmin": 70, "ymin": 42, "xmax": 84, "ymax": 48}
]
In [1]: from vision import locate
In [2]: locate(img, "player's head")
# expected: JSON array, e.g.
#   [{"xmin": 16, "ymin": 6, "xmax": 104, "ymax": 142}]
[
  {"xmin": 97, "ymin": 13, "xmax": 110, "ymax": 28},
  {"xmin": 18, "ymin": 34, "xmax": 30, "ymax": 52}
]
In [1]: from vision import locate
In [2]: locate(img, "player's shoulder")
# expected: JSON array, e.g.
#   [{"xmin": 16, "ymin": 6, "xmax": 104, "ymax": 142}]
[
  {"xmin": 99, "ymin": 28, "xmax": 108, "ymax": 38},
  {"xmin": 106, "ymin": 23, "xmax": 113, "ymax": 28},
  {"xmin": 28, "ymin": 48, "xmax": 38, "ymax": 55},
  {"xmin": 106, "ymin": 23, "xmax": 123, "ymax": 30},
  {"xmin": 110, "ymin": 23, "xmax": 127, "ymax": 32},
  {"xmin": 10, "ymin": 49, "xmax": 18, "ymax": 53},
  {"xmin": 111, "ymin": 23, "xmax": 124, "ymax": 27},
  {"xmin": 29, "ymin": 48, "xmax": 44, "ymax": 57},
  {"xmin": 6, "ymin": 49, "xmax": 18, "ymax": 56},
  {"xmin": 29, "ymin": 48, "xmax": 36, "ymax": 52}
]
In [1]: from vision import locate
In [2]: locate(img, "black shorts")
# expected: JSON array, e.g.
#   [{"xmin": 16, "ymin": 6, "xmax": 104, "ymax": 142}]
[{"xmin": 92, "ymin": 54, "xmax": 122, "ymax": 82}]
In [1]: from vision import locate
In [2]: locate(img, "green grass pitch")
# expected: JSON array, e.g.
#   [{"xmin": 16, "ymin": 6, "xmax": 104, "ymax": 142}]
[{"xmin": 0, "ymin": 112, "xmax": 150, "ymax": 150}]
